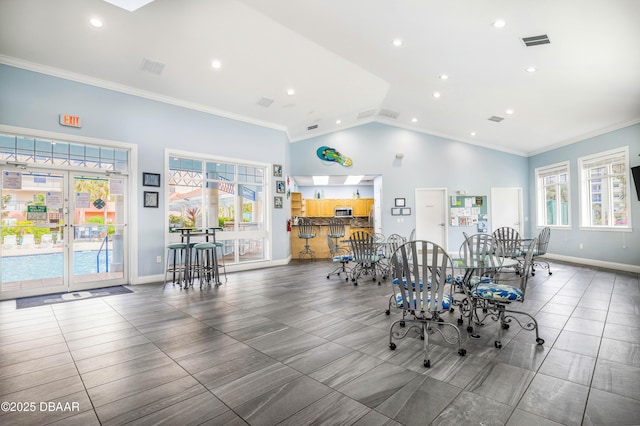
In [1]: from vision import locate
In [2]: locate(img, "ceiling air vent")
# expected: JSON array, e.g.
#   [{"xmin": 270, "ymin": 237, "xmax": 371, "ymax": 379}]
[
  {"xmin": 522, "ymin": 34, "xmax": 550, "ymax": 47},
  {"xmin": 307, "ymin": 124, "xmax": 318, "ymax": 131},
  {"xmin": 488, "ymin": 116, "xmax": 505, "ymax": 122},
  {"xmin": 257, "ymin": 97, "xmax": 274, "ymax": 108},
  {"xmin": 140, "ymin": 57, "xmax": 165, "ymax": 75},
  {"xmin": 357, "ymin": 109, "xmax": 377, "ymax": 120},
  {"xmin": 378, "ymin": 109, "xmax": 400, "ymax": 120}
]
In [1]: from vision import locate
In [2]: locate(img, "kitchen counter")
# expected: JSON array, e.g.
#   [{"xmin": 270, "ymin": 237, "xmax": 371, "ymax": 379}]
[{"xmin": 291, "ymin": 223, "xmax": 372, "ymax": 259}]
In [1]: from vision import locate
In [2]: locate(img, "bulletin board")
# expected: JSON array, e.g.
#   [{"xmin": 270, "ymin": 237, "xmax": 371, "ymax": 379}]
[{"xmin": 450, "ymin": 195, "xmax": 489, "ymax": 232}]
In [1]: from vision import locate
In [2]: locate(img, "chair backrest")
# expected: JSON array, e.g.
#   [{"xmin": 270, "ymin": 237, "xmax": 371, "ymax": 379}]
[
  {"xmin": 326, "ymin": 234, "xmax": 348, "ymax": 256},
  {"xmin": 492, "ymin": 227, "xmax": 522, "ymax": 258},
  {"xmin": 327, "ymin": 218, "xmax": 345, "ymax": 238},
  {"xmin": 297, "ymin": 218, "xmax": 315, "ymax": 238},
  {"xmin": 408, "ymin": 228, "xmax": 416, "ymax": 241},
  {"xmin": 348, "ymin": 231, "xmax": 376, "ymax": 262},
  {"xmin": 385, "ymin": 234, "xmax": 406, "ymax": 255},
  {"xmin": 504, "ymin": 237, "xmax": 538, "ymax": 296},
  {"xmin": 459, "ymin": 234, "xmax": 504, "ymax": 278},
  {"xmin": 390, "ymin": 240, "xmax": 453, "ymax": 314},
  {"xmin": 535, "ymin": 227, "xmax": 551, "ymax": 255}
]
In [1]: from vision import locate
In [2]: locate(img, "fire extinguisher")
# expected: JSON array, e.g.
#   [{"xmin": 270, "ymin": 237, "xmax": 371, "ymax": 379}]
[{"xmin": 287, "ymin": 219, "xmax": 292, "ymax": 232}]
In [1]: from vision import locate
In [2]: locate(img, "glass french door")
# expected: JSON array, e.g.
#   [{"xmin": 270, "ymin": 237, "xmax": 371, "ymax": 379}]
[{"xmin": 0, "ymin": 168, "xmax": 127, "ymax": 298}]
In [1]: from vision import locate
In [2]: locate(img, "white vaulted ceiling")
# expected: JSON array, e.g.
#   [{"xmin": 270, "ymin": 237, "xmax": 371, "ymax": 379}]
[{"xmin": 1, "ymin": 0, "xmax": 639, "ymax": 156}]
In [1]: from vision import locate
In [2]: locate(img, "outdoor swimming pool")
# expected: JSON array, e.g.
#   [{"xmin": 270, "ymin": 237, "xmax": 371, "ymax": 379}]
[{"xmin": 1, "ymin": 251, "xmax": 109, "ymax": 282}]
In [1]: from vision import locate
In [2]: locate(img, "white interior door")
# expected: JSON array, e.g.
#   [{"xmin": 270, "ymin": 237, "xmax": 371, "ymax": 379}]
[
  {"xmin": 415, "ymin": 188, "xmax": 447, "ymax": 249},
  {"xmin": 490, "ymin": 187, "xmax": 523, "ymax": 234}
]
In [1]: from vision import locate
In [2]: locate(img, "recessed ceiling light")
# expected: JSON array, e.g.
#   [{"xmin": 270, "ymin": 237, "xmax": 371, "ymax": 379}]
[
  {"xmin": 336, "ymin": 119, "xmax": 341, "ymax": 125},
  {"xmin": 439, "ymin": 74, "xmax": 449, "ymax": 80},
  {"xmin": 344, "ymin": 175, "xmax": 364, "ymax": 185},
  {"xmin": 492, "ymin": 19, "xmax": 506, "ymax": 28},
  {"xmin": 312, "ymin": 175, "xmax": 329, "ymax": 185},
  {"xmin": 211, "ymin": 60, "xmax": 221, "ymax": 69},
  {"xmin": 505, "ymin": 109, "xmax": 514, "ymax": 115},
  {"xmin": 525, "ymin": 66, "xmax": 537, "ymax": 73},
  {"xmin": 411, "ymin": 118, "xmax": 418, "ymax": 123},
  {"xmin": 470, "ymin": 132, "xmax": 476, "ymax": 136},
  {"xmin": 287, "ymin": 88, "xmax": 295, "ymax": 96},
  {"xmin": 433, "ymin": 92, "xmax": 441, "ymax": 98},
  {"xmin": 392, "ymin": 38, "xmax": 403, "ymax": 47},
  {"xmin": 90, "ymin": 18, "xmax": 103, "ymax": 28}
]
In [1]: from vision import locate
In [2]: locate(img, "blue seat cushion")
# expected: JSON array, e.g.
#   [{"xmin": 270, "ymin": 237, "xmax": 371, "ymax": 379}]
[
  {"xmin": 332, "ymin": 254, "xmax": 352, "ymax": 262},
  {"xmin": 392, "ymin": 277, "xmax": 425, "ymax": 290},
  {"xmin": 472, "ymin": 282, "xmax": 523, "ymax": 302},
  {"xmin": 395, "ymin": 292, "xmax": 453, "ymax": 310},
  {"xmin": 353, "ymin": 254, "xmax": 380, "ymax": 263}
]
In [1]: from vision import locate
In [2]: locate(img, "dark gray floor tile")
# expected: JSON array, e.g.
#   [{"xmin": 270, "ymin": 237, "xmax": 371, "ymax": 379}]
[
  {"xmin": 309, "ymin": 351, "xmax": 384, "ymax": 388},
  {"xmin": 211, "ymin": 362, "xmax": 302, "ymax": 408},
  {"xmin": 431, "ymin": 390, "xmax": 513, "ymax": 425},
  {"xmin": 517, "ymin": 373, "xmax": 589, "ymax": 426},
  {"xmin": 0, "ymin": 350, "xmax": 73, "ymax": 379},
  {"xmin": 493, "ymin": 340, "xmax": 549, "ymax": 371},
  {"xmin": 46, "ymin": 408, "xmax": 102, "ymax": 426},
  {"xmin": 277, "ymin": 390, "xmax": 370, "ymax": 426},
  {"xmin": 466, "ymin": 361, "xmax": 535, "ymax": 406},
  {"xmin": 538, "ymin": 348, "xmax": 596, "ymax": 386},
  {"xmin": 598, "ymin": 338, "xmax": 640, "ymax": 367},
  {"xmin": 122, "ymin": 390, "xmax": 228, "ymax": 426},
  {"xmin": 194, "ymin": 350, "xmax": 277, "ymax": 390},
  {"xmin": 552, "ymin": 330, "xmax": 601, "ymax": 357},
  {"xmin": 74, "ymin": 342, "xmax": 163, "ymax": 374},
  {"xmin": 591, "ymin": 358, "xmax": 640, "ymax": 400},
  {"xmin": 562, "ymin": 316, "xmax": 605, "ymax": 337},
  {"xmin": 583, "ymin": 388, "xmax": 640, "ymax": 426},
  {"xmin": 70, "ymin": 334, "xmax": 151, "ymax": 361},
  {"xmin": 282, "ymin": 341, "xmax": 354, "ymax": 374},
  {"xmin": 506, "ymin": 409, "xmax": 564, "ymax": 426},
  {"xmin": 351, "ymin": 410, "xmax": 402, "ymax": 426},
  {"xmin": 376, "ymin": 375, "xmax": 461, "ymax": 425},
  {"xmin": 337, "ymin": 362, "xmax": 421, "ymax": 408},
  {"xmin": 87, "ymin": 362, "xmax": 190, "ymax": 407},
  {"xmin": 234, "ymin": 375, "xmax": 332, "ymax": 426},
  {"xmin": 570, "ymin": 306, "xmax": 608, "ymax": 322},
  {"xmin": 603, "ymin": 322, "xmax": 640, "ymax": 344},
  {"xmin": 0, "ymin": 361, "xmax": 77, "ymax": 396},
  {"xmin": 95, "ymin": 376, "xmax": 205, "ymax": 425},
  {"xmin": 81, "ymin": 350, "xmax": 175, "ymax": 389}
]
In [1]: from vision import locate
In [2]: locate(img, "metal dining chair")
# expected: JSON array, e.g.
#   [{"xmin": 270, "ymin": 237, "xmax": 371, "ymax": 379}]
[
  {"xmin": 297, "ymin": 218, "xmax": 316, "ymax": 260},
  {"xmin": 388, "ymin": 240, "xmax": 466, "ymax": 368}
]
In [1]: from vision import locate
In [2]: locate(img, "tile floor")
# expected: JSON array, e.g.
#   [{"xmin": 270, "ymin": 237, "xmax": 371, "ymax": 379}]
[{"xmin": 0, "ymin": 260, "xmax": 639, "ymax": 425}]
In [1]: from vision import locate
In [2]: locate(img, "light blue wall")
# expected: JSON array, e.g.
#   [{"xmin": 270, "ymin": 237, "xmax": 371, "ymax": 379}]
[
  {"xmin": 0, "ymin": 65, "xmax": 290, "ymax": 277},
  {"xmin": 528, "ymin": 124, "xmax": 640, "ymax": 266},
  {"xmin": 2, "ymin": 64, "xmax": 637, "ymax": 275},
  {"xmin": 290, "ymin": 123, "xmax": 530, "ymax": 251}
]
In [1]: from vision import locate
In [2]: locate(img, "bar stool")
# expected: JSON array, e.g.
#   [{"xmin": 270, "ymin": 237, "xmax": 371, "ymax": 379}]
[
  {"xmin": 214, "ymin": 241, "xmax": 228, "ymax": 284},
  {"xmin": 297, "ymin": 218, "xmax": 316, "ymax": 260},
  {"xmin": 192, "ymin": 242, "xmax": 217, "ymax": 287},
  {"xmin": 164, "ymin": 242, "xmax": 187, "ymax": 288},
  {"xmin": 327, "ymin": 218, "xmax": 345, "ymax": 257}
]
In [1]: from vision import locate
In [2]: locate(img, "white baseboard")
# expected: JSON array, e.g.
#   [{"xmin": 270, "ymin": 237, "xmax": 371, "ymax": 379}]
[{"xmin": 544, "ymin": 253, "xmax": 640, "ymax": 274}]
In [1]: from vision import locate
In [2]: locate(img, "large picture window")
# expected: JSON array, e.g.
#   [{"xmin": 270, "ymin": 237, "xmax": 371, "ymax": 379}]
[
  {"xmin": 578, "ymin": 147, "xmax": 631, "ymax": 229},
  {"xmin": 168, "ymin": 155, "xmax": 267, "ymax": 264},
  {"xmin": 535, "ymin": 161, "xmax": 570, "ymax": 227}
]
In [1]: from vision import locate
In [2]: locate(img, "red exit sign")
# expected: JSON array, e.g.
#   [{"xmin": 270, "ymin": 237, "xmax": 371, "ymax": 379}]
[{"xmin": 59, "ymin": 114, "xmax": 82, "ymax": 128}]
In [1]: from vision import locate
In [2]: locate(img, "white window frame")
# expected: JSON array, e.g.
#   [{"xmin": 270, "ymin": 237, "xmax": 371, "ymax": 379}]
[
  {"xmin": 535, "ymin": 161, "xmax": 571, "ymax": 228},
  {"xmin": 578, "ymin": 146, "xmax": 632, "ymax": 231}
]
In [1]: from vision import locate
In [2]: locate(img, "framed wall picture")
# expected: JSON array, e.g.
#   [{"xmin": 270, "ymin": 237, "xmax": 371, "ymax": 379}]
[
  {"xmin": 274, "ymin": 196, "xmax": 283, "ymax": 208},
  {"xmin": 276, "ymin": 180, "xmax": 285, "ymax": 193},
  {"xmin": 273, "ymin": 164, "xmax": 283, "ymax": 177},
  {"xmin": 144, "ymin": 191, "xmax": 159, "ymax": 208},
  {"xmin": 391, "ymin": 207, "xmax": 402, "ymax": 216},
  {"xmin": 401, "ymin": 207, "xmax": 412, "ymax": 216},
  {"xmin": 394, "ymin": 198, "xmax": 406, "ymax": 207},
  {"xmin": 143, "ymin": 172, "xmax": 161, "ymax": 187}
]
